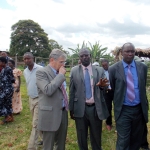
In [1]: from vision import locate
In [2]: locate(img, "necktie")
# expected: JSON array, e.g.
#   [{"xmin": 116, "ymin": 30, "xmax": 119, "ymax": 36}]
[
  {"xmin": 84, "ymin": 68, "xmax": 92, "ymax": 99},
  {"xmin": 60, "ymin": 84, "xmax": 69, "ymax": 111},
  {"xmin": 126, "ymin": 65, "xmax": 135, "ymax": 101}
]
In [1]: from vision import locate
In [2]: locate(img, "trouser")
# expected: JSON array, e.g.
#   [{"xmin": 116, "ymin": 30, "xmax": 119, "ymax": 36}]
[
  {"xmin": 27, "ymin": 97, "xmax": 42, "ymax": 150},
  {"xmin": 141, "ymin": 123, "xmax": 149, "ymax": 149},
  {"xmin": 42, "ymin": 110, "xmax": 68, "ymax": 150},
  {"xmin": 116, "ymin": 104, "xmax": 145, "ymax": 150},
  {"xmin": 75, "ymin": 105, "xmax": 102, "ymax": 150},
  {"xmin": 103, "ymin": 89, "xmax": 113, "ymax": 126}
]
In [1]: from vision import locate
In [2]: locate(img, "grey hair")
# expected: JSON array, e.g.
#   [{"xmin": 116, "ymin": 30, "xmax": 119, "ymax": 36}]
[
  {"xmin": 23, "ymin": 52, "xmax": 34, "ymax": 57},
  {"xmin": 49, "ymin": 49, "xmax": 67, "ymax": 59}
]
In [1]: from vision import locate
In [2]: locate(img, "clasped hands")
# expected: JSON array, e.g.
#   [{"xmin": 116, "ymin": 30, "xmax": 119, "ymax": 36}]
[{"xmin": 96, "ymin": 78, "xmax": 109, "ymax": 87}]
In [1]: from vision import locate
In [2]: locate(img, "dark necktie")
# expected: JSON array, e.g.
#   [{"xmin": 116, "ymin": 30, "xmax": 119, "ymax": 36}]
[
  {"xmin": 84, "ymin": 68, "xmax": 92, "ymax": 99},
  {"xmin": 126, "ymin": 65, "xmax": 135, "ymax": 101}
]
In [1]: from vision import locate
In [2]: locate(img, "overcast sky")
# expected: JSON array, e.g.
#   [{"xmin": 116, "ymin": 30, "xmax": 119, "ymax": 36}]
[{"xmin": 0, "ymin": 0, "xmax": 150, "ymax": 54}]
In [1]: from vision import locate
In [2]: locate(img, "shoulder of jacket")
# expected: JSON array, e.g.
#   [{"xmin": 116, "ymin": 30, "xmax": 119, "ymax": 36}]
[{"xmin": 71, "ymin": 65, "xmax": 79, "ymax": 72}]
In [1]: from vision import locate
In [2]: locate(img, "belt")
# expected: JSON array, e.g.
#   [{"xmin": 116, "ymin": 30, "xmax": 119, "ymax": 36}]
[
  {"xmin": 123, "ymin": 103, "xmax": 141, "ymax": 108},
  {"xmin": 85, "ymin": 103, "xmax": 95, "ymax": 107},
  {"xmin": 62, "ymin": 107, "xmax": 66, "ymax": 111}
]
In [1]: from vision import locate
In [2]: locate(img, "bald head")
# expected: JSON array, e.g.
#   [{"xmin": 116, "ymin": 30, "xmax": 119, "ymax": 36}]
[
  {"xmin": 23, "ymin": 52, "xmax": 34, "ymax": 58},
  {"xmin": 23, "ymin": 52, "xmax": 34, "ymax": 67},
  {"xmin": 79, "ymin": 48, "xmax": 91, "ymax": 67},
  {"xmin": 121, "ymin": 42, "xmax": 135, "ymax": 64},
  {"xmin": 122, "ymin": 42, "xmax": 135, "ymax": 51}
]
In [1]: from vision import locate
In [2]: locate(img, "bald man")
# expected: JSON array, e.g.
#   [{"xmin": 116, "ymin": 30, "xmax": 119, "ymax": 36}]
[{"xmin": 109, "ymin": 43, "xmax": 148, "ymax": 150}]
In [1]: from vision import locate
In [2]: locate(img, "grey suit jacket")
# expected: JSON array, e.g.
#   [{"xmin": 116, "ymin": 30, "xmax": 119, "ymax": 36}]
[
  {"xmin": 109, "ymin": 61, "xmax": 148, "ymax": 123},
  {"xmin": 69, "ymin": 65, "xmax": 109, "ymax": 120},
  {"xmin": 36, "ymin": 65, "xmax": 66, "ymax": 131}
]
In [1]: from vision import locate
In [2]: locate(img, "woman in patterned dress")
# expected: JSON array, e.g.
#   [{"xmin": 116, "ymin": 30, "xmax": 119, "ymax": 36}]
[
  {"xmin": 0, "ymin": 57, "xmax": 15, "ymax": 124},
  {"xmin": 8, "ymin": 59, "xmax": 22, "ymax": 114}
]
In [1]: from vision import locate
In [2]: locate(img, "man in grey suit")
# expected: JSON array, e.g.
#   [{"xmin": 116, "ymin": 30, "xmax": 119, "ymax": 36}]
[
  {"xmin": 109, "ymin": 43, "xmax": 148, "ymax": 150},
  {"xmin": 69, "ymin": 48, "xmax": 109, "ymax": 150},
  {"xmin": 36, "ymin": 49, "xmax": 68, "ymax": 150}
]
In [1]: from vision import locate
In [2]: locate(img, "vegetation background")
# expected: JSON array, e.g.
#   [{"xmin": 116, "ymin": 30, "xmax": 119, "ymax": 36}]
[{"xmin": 0, "ymin": 72, "xmax": 150, "ymax": 150}]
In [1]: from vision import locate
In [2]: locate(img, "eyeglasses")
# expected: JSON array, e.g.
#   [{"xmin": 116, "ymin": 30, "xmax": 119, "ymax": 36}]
[{"xmin": 59, "ymin": 61, "xmax": 66, "ymax": 64}]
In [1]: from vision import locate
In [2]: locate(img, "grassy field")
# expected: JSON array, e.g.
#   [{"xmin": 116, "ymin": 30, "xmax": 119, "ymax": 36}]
[{"xmin": 0, "ymin": 75, "xmax": 150, "ymax": 150}]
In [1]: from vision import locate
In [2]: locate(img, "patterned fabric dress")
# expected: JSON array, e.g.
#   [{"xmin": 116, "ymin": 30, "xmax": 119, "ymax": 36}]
[
  {"xmin": 0, "ymin": 66, "xmax": 15, "ymax": 116},
  {"xmin": 12, "ymin": 68, "xmax": 23, "ymax": 114}
]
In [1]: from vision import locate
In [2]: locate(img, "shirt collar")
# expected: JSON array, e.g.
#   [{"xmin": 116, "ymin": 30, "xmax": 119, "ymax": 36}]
[
  {"xmin": 27, "ymin": 63, "xmax": 37, "ymax": 71},
  {"xmin": 81, "ymin": 63, "xmax": 92, "ymax": 70},
  {"xmin": 49, "ymin": 65, "xmax": 57, "ymax": 75},
  {"xmin": 122, "ymin": 60, "xmax": 135, "ymax": 68}
]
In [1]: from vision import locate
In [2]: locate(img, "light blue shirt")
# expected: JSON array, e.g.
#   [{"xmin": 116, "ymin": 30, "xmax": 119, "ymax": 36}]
[
  {"xmin": 23, "ymin": 63, "xmax": 42, "ymax": 98},
  {"xmin": 50, "ymin": 65, "xmax": 66, "ymax": 107},
  {"xmin": 122, "ymin": 60, "xmax": 140, "ymax": 106}
]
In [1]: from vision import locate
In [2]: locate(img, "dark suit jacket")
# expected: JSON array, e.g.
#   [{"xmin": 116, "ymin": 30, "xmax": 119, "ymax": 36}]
[
  {"xmin": 109, "ymin": 61, "xmax": 148, "ymax": 123},
  {"xmin": 69, "ymin": 65, "xmax": 109, "ymax": 120}
]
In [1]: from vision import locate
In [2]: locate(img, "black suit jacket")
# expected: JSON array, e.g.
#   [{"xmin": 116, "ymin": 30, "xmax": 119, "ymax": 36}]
[{"xmin": 109, "ymin": 61, "xmax": 148, "ymax": 123}]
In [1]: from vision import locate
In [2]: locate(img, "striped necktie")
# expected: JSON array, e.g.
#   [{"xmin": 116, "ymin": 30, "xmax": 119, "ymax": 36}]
[
  {"xmin": 60, "ymin": 84, "xmax": 69, "ymax": 111},
  {"xmin": 126, "ymin": 65, "xmax": 135, "ymax": 101}
]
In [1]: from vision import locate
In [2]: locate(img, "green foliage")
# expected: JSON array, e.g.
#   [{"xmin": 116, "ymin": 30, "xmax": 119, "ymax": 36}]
[
  {"xmin": 9, "ymin": 19, "xmax": 50, "ymax": 57},
  {"xmin": 48, "ymin": 39, "xmax": 63, "ymax": 51},
  {"xmin": 68, "ymin": 41, "xmax": 114, "ymax": 65}
]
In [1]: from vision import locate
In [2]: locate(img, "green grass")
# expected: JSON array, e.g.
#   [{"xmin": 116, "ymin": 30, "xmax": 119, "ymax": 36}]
[{"xmin": 0, "ymin": 76, "xmax": 150, "ymax": 150}]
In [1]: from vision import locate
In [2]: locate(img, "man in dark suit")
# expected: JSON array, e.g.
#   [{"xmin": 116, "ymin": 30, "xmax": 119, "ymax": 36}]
[
  {"xmin": 36, "ymin": 49, "xmax": 68, "ymax": 150},
  {"xmin": 69, "ymin": 48, "xmax": 109, "ymax": 150},
  {"xmin": 109, "ymin": 42, "xmax": 148, "ymax": 150},
  {"xmin": 101, "ymin": 59, "xmax": 114, "ymax": 131}
]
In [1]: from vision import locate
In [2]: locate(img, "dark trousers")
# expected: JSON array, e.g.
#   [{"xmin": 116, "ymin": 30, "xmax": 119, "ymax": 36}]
[
  {"xmin": 116, "ymin": 104, "xmax": 145, "ymax": 150},
  {"xmin": 75, "ymin": 105, "xmax": 102, "ymax": 150},
  {"xmin": 103, "ymin": 90, "xmax": 113, "ymax": 125}
]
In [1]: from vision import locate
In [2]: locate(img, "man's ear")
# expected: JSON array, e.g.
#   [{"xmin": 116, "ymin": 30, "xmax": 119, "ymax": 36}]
[{"xmin": 50, "ymin": 57, "xmax": 54, "ymax": 62}]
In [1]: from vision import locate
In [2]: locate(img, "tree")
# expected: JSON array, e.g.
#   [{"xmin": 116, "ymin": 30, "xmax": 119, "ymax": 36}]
[
  {"xmin": 68, "ymin": 41, "xmax": 113, "ymax": 65},
  {"xmin": 48, "ymin": 39, "xmax": 63, "ymax": 50},
  {"xmin": 9, "ymin": 19, "xmax": 50, "ymax": 57},
  {"xmin": 88, "ymin": 41, "xmax": 109, "ymax": 62}
]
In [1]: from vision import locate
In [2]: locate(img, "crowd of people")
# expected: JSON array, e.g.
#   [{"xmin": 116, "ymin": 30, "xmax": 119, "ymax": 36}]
[
  {"xmin": 0, "ymin": 52, "xmax": 22, "ymax": 125},
  {"xmin": 0, "ymin": 42, "xmax": 149, "ymax": 150}
]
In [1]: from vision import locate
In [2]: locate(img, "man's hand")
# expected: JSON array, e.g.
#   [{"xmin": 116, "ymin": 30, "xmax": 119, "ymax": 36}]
[
  {"xmin": 59, "ymin": 66, "xmax": 66, "ymax": 75},
  {"xmin": 70, "ymin": 111, "xmax": 75, "ymax": 120},
  {"xmin": 96, "ymin": 78, "xmax": 109, "ymax": 87}
]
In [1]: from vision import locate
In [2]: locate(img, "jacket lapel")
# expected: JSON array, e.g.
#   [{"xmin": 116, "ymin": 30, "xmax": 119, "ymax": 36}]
[
  {"xmin": 92, "ymin": 65, "xmax": 97, "ymax": 85},
  {"xmin": 117, "ymin": 61, "xmax": 126, "ymax": 82},
  {"xmin": 135, "ymin": 61, "xmax": 141, "ymax": 87},
  {"xmin": 79, "ymin": 65, "xmax": 84, "ymax": 83}
]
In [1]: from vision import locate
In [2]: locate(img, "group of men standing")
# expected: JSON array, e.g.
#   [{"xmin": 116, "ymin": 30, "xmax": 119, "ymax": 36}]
[{"xmin": 23, "ymin": 42, "xmax": 149, "ymax": 150}]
